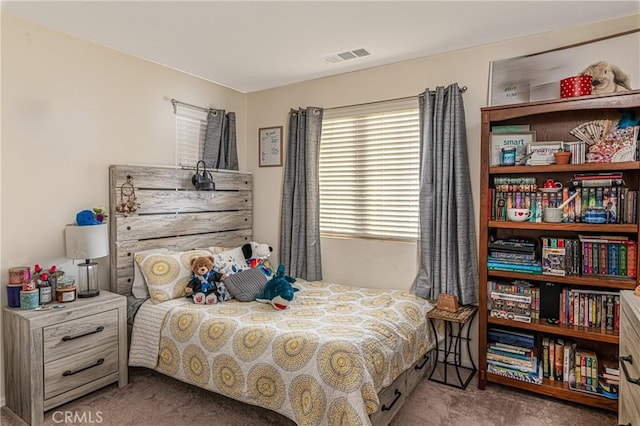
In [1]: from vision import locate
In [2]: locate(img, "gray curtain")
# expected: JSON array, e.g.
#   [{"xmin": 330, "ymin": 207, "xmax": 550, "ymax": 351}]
[
  {"xmin": 203, "ymin": 109, "xmax": 238, "ymax": 170},
  {"xmin": 411, "ymin": 83, "xmax": 478, "ymax": 305},
  {"xmin": 280, "ymin": 107, "xmax": 324, "ymax": 281}
]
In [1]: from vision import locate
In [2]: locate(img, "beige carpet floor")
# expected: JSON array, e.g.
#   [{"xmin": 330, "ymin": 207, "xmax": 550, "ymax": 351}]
[{"xmin": 2, "ymin": 367, "xmax": 617, "ymax": 426}]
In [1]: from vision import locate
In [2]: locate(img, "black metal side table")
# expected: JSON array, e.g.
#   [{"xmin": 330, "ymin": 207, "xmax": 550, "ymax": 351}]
[{"xmin": 427, "ymin": 304, "xmax": 478, "ymax": 389}]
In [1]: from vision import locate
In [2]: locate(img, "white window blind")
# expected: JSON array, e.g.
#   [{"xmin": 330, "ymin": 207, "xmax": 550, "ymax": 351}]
[
  {"xmin": 175, "ymin": 104, "xmax": 207, "ymax": 167},
  {"xmin": 319, "ymin": 98, "xmax": 420, "ymax": 240}
]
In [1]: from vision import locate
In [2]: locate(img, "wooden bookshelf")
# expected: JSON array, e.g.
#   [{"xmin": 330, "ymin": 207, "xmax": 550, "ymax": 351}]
[
  {"xmin": 490, "ymin": 161, "xmax": 640, "ymax": 175},
  {"xmin": 486, "ymin": 373, "xmax": 618, "ymax": 411},
  {"xmin": 488, "ymin": 221, "xmax": 637, "ymax": 233},
  {"xmin": 487, "ymin": 270, "xmax": 638, "ymax": 290},
  {"xmin": 487, "ymin": 315, "xmax": 619, "ymax": 344},
  {"xmin": 478, "ymin": 90, "xmax": 640, "ymax": 412}
]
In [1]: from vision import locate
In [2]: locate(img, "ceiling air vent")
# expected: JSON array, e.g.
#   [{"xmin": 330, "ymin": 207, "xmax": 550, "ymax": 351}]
[{"xmin": 324, "ymin": 47, "xmax": 371, "ymax": 64}]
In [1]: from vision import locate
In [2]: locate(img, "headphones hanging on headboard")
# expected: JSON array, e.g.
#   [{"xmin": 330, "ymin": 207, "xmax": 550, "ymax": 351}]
[{"xmin": 191, "ymin": 160, "xmax": 215, "ymax": 191}]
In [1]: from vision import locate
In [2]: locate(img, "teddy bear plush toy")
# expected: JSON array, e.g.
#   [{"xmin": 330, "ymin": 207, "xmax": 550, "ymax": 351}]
[
  {"xmin": 242, "ymin": 241, "xmax": 274, "ymax": 277},
  {"xmin": 186, "ymin": 256, "xmax": 231, "ymax": 304},
  {"xmin": 256, "ymin": 264, "xmax": 298, "ymax": 310}
]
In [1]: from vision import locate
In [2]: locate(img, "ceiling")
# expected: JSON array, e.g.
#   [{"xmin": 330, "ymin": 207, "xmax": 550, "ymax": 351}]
[{"xmin": 3, "ymin": 1, "xmax": 639, "ymax": 93}]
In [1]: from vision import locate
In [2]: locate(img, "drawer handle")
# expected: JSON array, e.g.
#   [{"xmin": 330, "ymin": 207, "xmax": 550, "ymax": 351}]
[
  {"xmin": 620, "ymin": 355, "xmax": 640, "ymax": 386},
  {"xmin": 381, "ymin": 389, "xmax": 401, "ymax": 411},
  {"xmin": 415, "ymin": 354, "xmax": 430, "ymax": 370},
  {"xmin": 62, "ymin": 358, "xmax": 104, "ymax": 377},
  {"xmin": 62, "ymin": 326, "xmax": 105, "ymax": 341}
]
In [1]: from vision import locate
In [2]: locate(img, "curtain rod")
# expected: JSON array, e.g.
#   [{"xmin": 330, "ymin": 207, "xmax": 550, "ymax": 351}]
[
  {"xmin": 171, "ymin": 98, "xmax": 210, "ymax": 114},
  {"xmin": 324, "ymin": 85, "xmax": 467, "ymax": 111}
]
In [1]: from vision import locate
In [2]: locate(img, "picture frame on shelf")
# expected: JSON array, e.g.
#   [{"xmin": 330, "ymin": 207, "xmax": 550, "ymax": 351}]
[
  {"xmin": 258, "ymin": 126, "xmax": 283, "ymax": 167},
  {"xmin": 490, "ymin": 131, "xmax": 536, "ymax": 166},
  {"xmin": 526, "ymin": 141, "xmax": 564, "ymax": 165}
]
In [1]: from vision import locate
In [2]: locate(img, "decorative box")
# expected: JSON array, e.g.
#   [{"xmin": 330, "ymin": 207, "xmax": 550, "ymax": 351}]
[{"xmin": 560, "ymin": 75, "xmax": 592, "ymax": 98}]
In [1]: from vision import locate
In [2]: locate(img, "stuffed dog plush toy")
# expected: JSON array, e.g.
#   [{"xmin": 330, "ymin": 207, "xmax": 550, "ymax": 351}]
[{"xmin": 580, "ymin": 61, "xmax": 632, "ymax": 95}]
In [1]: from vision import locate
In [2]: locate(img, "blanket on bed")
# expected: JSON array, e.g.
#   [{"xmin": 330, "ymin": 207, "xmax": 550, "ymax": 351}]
[{"xmin": 129, "ymin": 280, "xmax": 434, "ymax": 426}]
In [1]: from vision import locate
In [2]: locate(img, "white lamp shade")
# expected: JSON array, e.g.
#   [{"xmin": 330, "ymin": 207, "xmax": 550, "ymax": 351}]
[{"xmin": 65, "ymin": 224, "xmax": 109, "ymax": 260}]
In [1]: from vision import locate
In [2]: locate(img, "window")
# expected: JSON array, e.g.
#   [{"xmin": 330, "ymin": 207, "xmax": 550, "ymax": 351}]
[
  {"xmin": 319, "ymin": 98, "xmax": 420, "ymax": 240},
  {"xmin": 175, "ymin": 104, "xmax": 207, "ymax": 167}
]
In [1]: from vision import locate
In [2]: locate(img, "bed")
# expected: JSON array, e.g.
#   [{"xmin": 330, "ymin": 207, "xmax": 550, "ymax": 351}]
[{"xmin": 109, "ymin": 165, "xmax": 435, "ymax": 426}]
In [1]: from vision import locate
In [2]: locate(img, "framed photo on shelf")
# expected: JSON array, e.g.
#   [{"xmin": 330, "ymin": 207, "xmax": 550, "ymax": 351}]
[
  {"xmin": 490, "ymin": 131, "xmax": 536, "ymax": 166},
  {"xmin": 259, "ymin": 126, "xmax": 283, "ymax": 167},
  {"xmin": 527, "ymin": 141, "xmax": 564, "ymax": 165}
]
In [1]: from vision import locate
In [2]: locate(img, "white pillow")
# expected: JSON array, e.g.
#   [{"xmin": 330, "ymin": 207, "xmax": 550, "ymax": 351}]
[
  {"xmin": 132, "ymin": 248, "xmax": 169, "ymax": 299},
  {"xmin": 210, "ymin": 246, "xmax": 250, "ymax": 276}
]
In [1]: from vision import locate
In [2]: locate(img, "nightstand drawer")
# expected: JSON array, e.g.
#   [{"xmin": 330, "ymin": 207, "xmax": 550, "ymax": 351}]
[
  {"xmin": 44, "ymin": 342, "xmax": 119, "ymax": 400},
  {"xmin": 44, "ymin": 310, "xmax": 118, "ymax": 362}
]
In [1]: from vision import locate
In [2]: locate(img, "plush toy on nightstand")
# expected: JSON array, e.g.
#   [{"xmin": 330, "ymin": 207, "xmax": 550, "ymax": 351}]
[
  {"xmin": 256, "ymin": 264, "xmax": 298, "ymax": 310},
  {"xmin": 186, "ymin": 256, "xmax": 230, "ymax": 304}
]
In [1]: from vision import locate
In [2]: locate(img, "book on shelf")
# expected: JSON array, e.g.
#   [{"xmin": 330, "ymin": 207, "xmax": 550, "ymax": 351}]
[
  {"xmin": 542, "ymin": 337, "xmax": 576, "ymax": 383},
  {"xmin": 487, "ymin": 262, "xmax": 543, "ymax": 274},
  {"xmin": 558, "ymin": 288, "xmax": 620, "ymax": 331},
  {"xmin": 570, "ymin": 349, "xmax": 599, "ymax": 394},
  {"xmin": 578, "ymin": 235, "xmax": 637, "ymax": 278},
  {"xmin": 488, "ymin": 328, "xmax": 534, "ymax": 349},
  {"xmin": 601, "ymin": 359, "xmax": 620, "ymax": 377},
  {"xmin": 488, "ymin": 359, "xmax": 543, "ymax": 385}
]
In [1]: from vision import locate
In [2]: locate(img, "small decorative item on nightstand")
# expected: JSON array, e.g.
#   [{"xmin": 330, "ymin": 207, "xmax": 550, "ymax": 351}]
[{"xmin": 436, "ymin": 293, "xmax": 459, "ymax": 312}]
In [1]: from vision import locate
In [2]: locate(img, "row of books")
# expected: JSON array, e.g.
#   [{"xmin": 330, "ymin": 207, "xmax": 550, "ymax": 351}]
[
  {"xmin": 541, "ymin": 337, "xmax": 575, "ymax": 382},
  {"xmin": 558, "ymin": 289, "xmax": 620, "ymax": 331},
  {"xmin": 488, "ymin": 238, "xmax": 543, "ymax": 274},
  {"xmin": 491, "ymin": 236, "xmax": 638, "ymax": 279},
  {"xmin": 489, "ymin": 186, "xmax": 638, "ymax": 224},
  {"xmin": 490, "ymin": 330, "xmax": 619, "ymax": 398},
  {"xmin": 487, "ymin": 328, "xmax": 541, "ymax": 384},
  {"xmin": 579, "ymin": 235, "xmax": 637, "ymax": 278}
]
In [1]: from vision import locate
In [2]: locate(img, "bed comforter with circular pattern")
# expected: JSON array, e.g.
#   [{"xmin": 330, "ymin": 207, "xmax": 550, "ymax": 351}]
[{"xmin": 129, "ymin": 280, "xmax": 434, "ymax": 426}]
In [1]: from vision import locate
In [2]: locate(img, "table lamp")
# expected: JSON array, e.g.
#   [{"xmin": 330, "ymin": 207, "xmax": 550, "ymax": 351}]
[{"xmin": 65, "ymin": 223, "xmax": 109, "ymax": 298}]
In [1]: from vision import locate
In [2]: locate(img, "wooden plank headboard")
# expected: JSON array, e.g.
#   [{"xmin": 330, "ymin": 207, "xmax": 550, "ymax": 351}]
[{"xmin": 108, "ymin": 165, "xmax": 253, "ymax": 296}]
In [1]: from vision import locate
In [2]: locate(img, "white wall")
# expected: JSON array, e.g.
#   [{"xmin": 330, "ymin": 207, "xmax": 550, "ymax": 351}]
[{"xmin": 0, "ymin": 13, "xmax": 248, "ymax": 405}]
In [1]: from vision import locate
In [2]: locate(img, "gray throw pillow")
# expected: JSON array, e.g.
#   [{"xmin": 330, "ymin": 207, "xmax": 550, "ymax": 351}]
[{"xmin": 224, "ymin": 268, "xmax": 268, "ymax": 302}]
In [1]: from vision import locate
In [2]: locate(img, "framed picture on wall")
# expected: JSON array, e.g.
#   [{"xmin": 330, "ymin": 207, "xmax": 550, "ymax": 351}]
[{"xmin": 259, "ymin": 126, "xmax": 283, "ymax": 167}]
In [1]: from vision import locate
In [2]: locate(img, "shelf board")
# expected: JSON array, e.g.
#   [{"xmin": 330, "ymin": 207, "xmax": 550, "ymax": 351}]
[
  {"xmin": 486, "ymin": 270, "xmax": 637, "ymax": 289},
  {"xmin": 486, "ymin": 373, "xmax": 617, "ymax": 411},
  {"xmin": 487, "ymin": 315, "xmax": 619, "ymax": 343},
  {"xmin": 489, "ymin": 161, "xmax": 640, "ymax": 175},
  {"xmin": 488, "ymin": 221, "xmax": 637, "ymax": 233}
]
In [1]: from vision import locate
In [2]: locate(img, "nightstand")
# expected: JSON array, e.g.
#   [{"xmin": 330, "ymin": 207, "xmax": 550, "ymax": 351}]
[
  {"xmin": 427, "ymin": 304, "xmax": 477, "ymax": 389},
  {"xmin": 3, "ymin": 291, "xmax": 127, "ymax": 425}
]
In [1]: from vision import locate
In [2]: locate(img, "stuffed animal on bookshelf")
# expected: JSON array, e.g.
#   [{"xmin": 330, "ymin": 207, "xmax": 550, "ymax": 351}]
[
  {"xmin": 579, "ymin": 61, "xmax": 632, "ymax": 95},
  {"xmin": 255, "ymin": 264, "xmax": 298, "ymax": 310},
  {"xmin": 618, "ymin": 110, "xmax": 640, "ymax": 129},
  {"xmin": 186, "ymin": 256, "xmax": 229, "ymax": 304}
]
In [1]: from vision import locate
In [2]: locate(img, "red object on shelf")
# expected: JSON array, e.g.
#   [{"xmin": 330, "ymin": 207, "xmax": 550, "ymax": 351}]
[{"xmin": 560, "ymin": 75, "xmax": 592, "ymax": 98}]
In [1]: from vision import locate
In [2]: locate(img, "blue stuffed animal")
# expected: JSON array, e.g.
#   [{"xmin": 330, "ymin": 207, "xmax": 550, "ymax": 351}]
[{"xmin": 256, "ymin": 264, "xmax": 298, "ymax": 310}]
